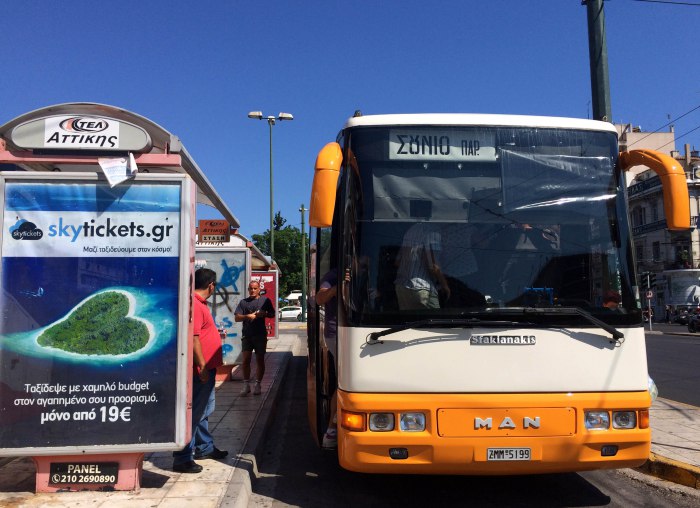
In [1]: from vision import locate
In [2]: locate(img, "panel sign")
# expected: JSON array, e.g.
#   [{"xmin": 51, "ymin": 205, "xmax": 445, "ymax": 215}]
[
  {"xmin": 195, "ymin": 249, "xmax": 248, "ymax": 365},
  {"xmin": 10, "ymin": 115, "xmax": 152, "ymax": 152},
  {"xmin": 0, "ymin": 178, "xmax": 187, "ymax": 453},
  {"xmin": 388, "ymin": 129, "xmax": 496, "ymax": 161},
  {"xmin": 49, "ymin": 462, "xmax": 119, "ymax": 485}
]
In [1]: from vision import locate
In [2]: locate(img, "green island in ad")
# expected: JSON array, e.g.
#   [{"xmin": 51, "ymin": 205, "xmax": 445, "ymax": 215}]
[{"xmin": 38, "ymin": 291, "xmax": 149, "ymax": 355}]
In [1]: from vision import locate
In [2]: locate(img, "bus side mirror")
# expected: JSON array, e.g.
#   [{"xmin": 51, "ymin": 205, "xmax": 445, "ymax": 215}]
[
  {"xmin": 620, "ymin": 149, "xmax": 691, "ymax": 231},
  {"xmin": 309, "ymin": 142, "xmax": 342, "ymax": 227}
]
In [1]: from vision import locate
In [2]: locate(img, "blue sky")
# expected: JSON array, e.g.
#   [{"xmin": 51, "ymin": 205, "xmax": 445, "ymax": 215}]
[{"xmin": 3, "ymin": 1, "xmax": 700, "ymax": 239}]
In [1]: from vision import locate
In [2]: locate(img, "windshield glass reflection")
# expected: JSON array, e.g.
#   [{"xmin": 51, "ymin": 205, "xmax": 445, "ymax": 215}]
[{"xmin": 341, "ymin": 126, "xmax": 641, "ymax": 327}]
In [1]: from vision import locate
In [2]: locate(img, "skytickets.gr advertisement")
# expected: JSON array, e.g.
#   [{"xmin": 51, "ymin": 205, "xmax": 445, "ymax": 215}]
[{"xmin": 0, "ymin": 180, "xmax": 185, "ymax": 453}]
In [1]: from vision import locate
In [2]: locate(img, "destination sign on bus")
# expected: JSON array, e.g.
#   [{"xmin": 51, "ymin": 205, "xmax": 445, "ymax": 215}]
[{"xmin": 389, "ymin": 130, "xmax": 496, "ymax": 162}]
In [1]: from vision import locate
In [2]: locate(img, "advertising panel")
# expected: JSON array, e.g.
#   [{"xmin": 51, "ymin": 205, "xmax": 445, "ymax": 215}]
[
  {"xmin": 665, "ymin": 269, "xmax": 700, "ymax": 306},
  {"xmin": 0, "ymin": 174, "xmax": 192, "ymax": 454},
  {"xmin": 252, "ymin": 271, "xmax": 278, "ymax": 339},
  {"xmin": 195, "ymin": 248, "xmax": 249, "ymax": 365}
]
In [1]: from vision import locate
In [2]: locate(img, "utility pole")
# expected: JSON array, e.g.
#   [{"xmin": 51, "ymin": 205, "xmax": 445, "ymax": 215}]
[
  {"xmin": 584, "ymin": 0, "xmax": 612, "ymax": 122},
  {"xmin": 299, "ymin": 204, "xmax": 307, "ymax": 322},
  {"xmin": 646, "ymin": 272, "xmax": 653, "ymax": 332}
]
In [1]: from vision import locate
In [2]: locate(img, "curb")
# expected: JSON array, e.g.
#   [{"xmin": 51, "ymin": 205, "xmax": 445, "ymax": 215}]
[
  {"xmin": 645, "ymin": 329, "xmax": 700, "ymax": 337},
  {"xmin": 635, "ymin": 452, "xmax": 700, "ymax": 489},
  {"xmin": 646, "ymin": 331, "xmax": 697, "ymax": 337},
  {"xmin": 219, "ymin": 349, "xmax": 293, "ymax": 508}
]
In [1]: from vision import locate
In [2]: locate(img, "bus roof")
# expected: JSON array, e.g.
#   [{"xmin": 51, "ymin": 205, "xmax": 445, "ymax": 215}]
[{"xmin": 343, "ymin": 113, "xmax": 617, "ymax": 133}]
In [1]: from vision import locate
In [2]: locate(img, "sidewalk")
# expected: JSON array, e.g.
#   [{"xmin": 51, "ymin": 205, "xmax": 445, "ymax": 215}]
[
  {"xmin": 0, "ymin": 329, "xmax": 301, "ymax": 507},
  {"xmin": 639, "ymin": 324, "xmax": 700, "ymax": 488},
  {"xmin": 642, "ymin": 397, "xmax": 700, "ymax": 489},
  {"xmin": 0, "ymin": 326, "xmax": 698, "ymax": 507}
]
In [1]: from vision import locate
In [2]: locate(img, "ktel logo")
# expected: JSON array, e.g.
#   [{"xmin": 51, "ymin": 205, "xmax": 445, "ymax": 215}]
[{"xmin": 59, "ymin": 117, "xmax": 110, "ymax": 133}]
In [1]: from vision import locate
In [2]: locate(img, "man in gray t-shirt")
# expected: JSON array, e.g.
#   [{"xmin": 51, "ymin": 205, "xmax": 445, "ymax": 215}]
[{"xmin": 234, "ymin": 280, "xmax": 275, "ymax": 395}]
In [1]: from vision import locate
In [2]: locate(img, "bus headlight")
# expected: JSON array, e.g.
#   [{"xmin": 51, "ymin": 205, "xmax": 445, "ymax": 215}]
[
  {"xmin": 612, "ymin": 411, "xmax": 637, "ymax": 429},
  {"xmin": 369, "ymin": 413, "xmax": 395, "ymax": 432},
  {"xmin": 584, "ymin": 410, "xmax": 610, "ymax": 430},
  {"xmin": 399, "ymin": 412, "xmax": 426, "ymax": 432}
]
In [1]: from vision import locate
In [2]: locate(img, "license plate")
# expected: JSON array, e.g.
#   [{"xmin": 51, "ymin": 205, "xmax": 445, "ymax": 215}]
[{"xmin": 487, "ymin": 448, "xmax": 531, "ymax": 461}]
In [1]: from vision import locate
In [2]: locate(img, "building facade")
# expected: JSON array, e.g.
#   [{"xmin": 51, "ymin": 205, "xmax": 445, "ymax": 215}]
[{"xmin": 621, "ymin": 123, "xmax": 700, "ymax": 316}]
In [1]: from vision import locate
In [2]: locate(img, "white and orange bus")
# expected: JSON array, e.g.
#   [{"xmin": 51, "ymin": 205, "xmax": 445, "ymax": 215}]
[{"xmin": 306, "ymin": 113, "xmax": 689, "ymax": 474}]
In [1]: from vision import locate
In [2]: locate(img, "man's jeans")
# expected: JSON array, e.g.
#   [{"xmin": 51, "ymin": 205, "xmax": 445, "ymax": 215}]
[{"xmin": 173, "ymin": 368, "xmax": 216, "ymax": 465}]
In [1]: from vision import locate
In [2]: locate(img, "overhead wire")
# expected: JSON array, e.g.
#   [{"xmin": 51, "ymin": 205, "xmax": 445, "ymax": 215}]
[
  {"xmin": 654, "ymin": 124, "xmax": 700, "ymax": 151},
  {"xmin": 624, "ymin": 104, "xmax": 700, "ymax": 149},
  {"xmin": 620, "ymin": 1, "xmax": 700, "ymax": 149},
  {"xmin": 629, "ymin": 0, "xmax": 700, "ymax": 6}
]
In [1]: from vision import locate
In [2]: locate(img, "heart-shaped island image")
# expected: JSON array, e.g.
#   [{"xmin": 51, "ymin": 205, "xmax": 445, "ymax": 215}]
[{"xmin": 37, "ymin": 290, "xmax": 150, "ymax": 355}]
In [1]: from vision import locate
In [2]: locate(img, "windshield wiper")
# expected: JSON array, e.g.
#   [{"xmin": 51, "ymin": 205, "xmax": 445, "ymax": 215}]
[
  {"xmin": 367, "ymin": 318, "xmax": 528, "ymax": 343},
  {"xmin": 519, "ymin": 306, "xmax": 624, "ymax": 344},
  {"xmin": 366, "ymin": 308, "xmax": 625, "ymax": 345}
]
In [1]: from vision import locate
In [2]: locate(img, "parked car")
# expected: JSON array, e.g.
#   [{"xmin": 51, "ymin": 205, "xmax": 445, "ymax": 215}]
[
  {"xmin": 675, "ymin": 310, "xmax": 691, "ymax": 326},
  {"xmin": 688, "ymin": 313, "xmax": 700, "ymax": 333},
  {"xmin": 279, "ymin": 305, "xmax": 302, "ymax": 321}
]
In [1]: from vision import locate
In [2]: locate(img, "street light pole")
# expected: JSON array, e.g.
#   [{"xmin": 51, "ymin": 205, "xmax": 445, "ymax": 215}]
[
  {"xmin": 268, "ymin": 119, "xmax": 274, "ymax": 260},
  {"xmin": 299, "ymin": 204, "xmax": 307, "ymax": 322},
  {"xmin": 247, "ymin": 111, "xmax": 294, "ymax": 261}
]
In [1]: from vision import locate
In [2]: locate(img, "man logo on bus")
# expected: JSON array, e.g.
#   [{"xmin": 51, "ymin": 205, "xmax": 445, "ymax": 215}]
[{"xmin": 474, "ymin": 416, "xmax": 541, "ymax": 430}]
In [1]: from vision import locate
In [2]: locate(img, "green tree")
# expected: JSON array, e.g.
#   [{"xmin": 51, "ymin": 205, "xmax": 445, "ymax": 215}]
[
  {"xmin": 252, "ymin": 212, "xmax": 288, "ymax": 256},
  {"xmin": 273, "ymin": 211, "xmax": 287, "ymax": 231},
  {"xmin": 252, "ymin": 212, "xmax": 307, "ymax": 302}
]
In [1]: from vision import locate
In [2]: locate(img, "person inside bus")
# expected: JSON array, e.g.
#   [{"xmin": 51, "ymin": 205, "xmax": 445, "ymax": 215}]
[
  {"xmin": 439, "ymin": 223, "xmax": 486, "ymax": 308},
  {"xmin": 316, "ymin": 267, "xmax": 340, "ymax": 449},
  {"xmin": 394, "ymin": 214, "xmax": 450, "ymax": 310},
  {"xmin": 602, "ymin": 290, "xmax": 621, "ymax": 311}
]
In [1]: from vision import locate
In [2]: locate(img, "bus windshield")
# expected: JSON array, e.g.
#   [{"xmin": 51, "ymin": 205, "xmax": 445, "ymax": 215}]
[{"xmin": 340, "ymin": 125, "xmax": 642, "ymax": 327}]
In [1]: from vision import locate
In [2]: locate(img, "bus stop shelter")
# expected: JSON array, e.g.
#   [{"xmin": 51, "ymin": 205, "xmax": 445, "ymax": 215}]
[{"xmin": 0, "ymin": 103, "xmax": 240, "ymax": 492}]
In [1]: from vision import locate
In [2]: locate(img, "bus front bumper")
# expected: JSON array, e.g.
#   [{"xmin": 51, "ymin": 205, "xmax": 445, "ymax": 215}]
[{"xmin": 336, "ymin": 390, "xmax": 651, "ymax": 475}]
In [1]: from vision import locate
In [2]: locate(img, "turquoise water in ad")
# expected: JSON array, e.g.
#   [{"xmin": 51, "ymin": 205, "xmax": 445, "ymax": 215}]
[{"xmin": 0, "ymin": 287, "xmax": 177, "ymax": 365}]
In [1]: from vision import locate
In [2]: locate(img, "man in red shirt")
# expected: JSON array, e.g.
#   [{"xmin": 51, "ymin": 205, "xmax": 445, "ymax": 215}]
[{"xmin": 173, "ymin": 268, "xmax": 228, "ymax": 473}]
